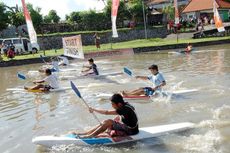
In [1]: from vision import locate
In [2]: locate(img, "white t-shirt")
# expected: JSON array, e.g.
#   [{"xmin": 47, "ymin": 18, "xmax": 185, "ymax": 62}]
[
  {"xmin": 148, "ymin": 72, "xmax": 165, "ymax": 90},
  {"xmin": 51, "ymin": 61, "xmax": 59, "ymax": 72},
  {"xmin": 59, "ymin": 56, "xmax": 69, "ymax": 65},
  {"xmin": 43, "ymin": 74, "xmax": 59, "ymax": 89}
]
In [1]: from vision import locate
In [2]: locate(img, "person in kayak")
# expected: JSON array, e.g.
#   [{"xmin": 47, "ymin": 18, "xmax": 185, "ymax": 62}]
[
  {"xmin": 39, "ymin": 57, "xmax": 60, "ymax": 73},
  {"xmin": 122, "ymin": 64, "xmax": 166, "ymax": 97},
  {"xmin": 185, "ymin": 43, "xmax": 193, "ymax": 53},
  {"xmin": 58, "ymin": 55, "xmax": 69, "ymax": 66},
  {"xmin": 24, "ymin": 69, "xmax": 59, "ymax": 91},
  {"xmin": 71, "ymin": 93, "xmax": 139, "ymax": 138},
  {"xmin": 81, "ymin": 58, "xmax": 99, "ymax": 76}
]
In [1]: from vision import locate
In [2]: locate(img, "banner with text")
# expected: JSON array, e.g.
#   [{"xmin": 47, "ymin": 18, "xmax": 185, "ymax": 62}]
[
  {"xmin": 21, "ymin": 0, "xmax": 37, "ymax": 44},
  {"xmin": 63, "ymin": 35, "xmax": 84, "ymax": 59},
  {"xmin": 213, "ymin": 0, "xmax": 225, "ymax": 32},
  {"xmin": 111, "ymin": 0, "xmax": 120, "ymax": 38}
]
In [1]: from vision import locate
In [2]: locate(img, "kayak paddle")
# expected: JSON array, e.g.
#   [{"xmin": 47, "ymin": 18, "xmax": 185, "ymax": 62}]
[
  {"xmin": 70, "ymin": 81, "xmax": 102, "ymax": 125},
  {"xmin": 17, "ymin": 73, "xmax": 26, "ymax": 80}
]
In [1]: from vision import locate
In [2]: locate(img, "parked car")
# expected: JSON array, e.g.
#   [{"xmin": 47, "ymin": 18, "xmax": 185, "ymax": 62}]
[{"xmin": 1, "ymin": 37, "xmax": 40, "ymax": 55}]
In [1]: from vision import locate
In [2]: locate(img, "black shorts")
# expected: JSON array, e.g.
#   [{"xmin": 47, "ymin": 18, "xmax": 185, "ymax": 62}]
[{"xmin": 44, "ymin": 85, "xmax": 54, "ymax": 90}]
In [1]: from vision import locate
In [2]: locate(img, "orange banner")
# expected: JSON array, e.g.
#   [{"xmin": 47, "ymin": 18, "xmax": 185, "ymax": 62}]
[{"xmin": 213, "ymin": 0, "xmax": 225, "ymax": 32}]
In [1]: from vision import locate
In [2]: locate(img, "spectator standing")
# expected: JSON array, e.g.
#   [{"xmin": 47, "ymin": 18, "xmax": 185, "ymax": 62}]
[{"xmin": 93, "ymin": 32, "xmax": 101, "ymax": 49}]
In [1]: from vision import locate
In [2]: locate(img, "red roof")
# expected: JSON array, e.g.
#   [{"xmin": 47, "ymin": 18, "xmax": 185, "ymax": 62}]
[{"xmin": 182, "ymin": 0, "xmax": 230, "ymax": 13}]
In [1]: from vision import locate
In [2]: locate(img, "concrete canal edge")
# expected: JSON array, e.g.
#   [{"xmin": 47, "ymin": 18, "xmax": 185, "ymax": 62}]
[{"xmin": 0, "ymin": 39, "xmax": 230, "ymax": 67}]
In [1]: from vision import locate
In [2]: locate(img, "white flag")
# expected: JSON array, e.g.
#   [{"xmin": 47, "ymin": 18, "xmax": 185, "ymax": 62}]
[
  {"xmin": 21, "ymin": 0, "xmax": 37, "ymax": 44},
  {"xmin": 111, "ymin": 0, "xmax": 120, "ymax": 38}
]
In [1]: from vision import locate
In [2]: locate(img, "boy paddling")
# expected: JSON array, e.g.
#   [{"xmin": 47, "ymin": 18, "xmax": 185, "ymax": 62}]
[
  {"xmin": 24, "ymin": 69, "xmax": 59, "ymax": 92},
  {"xmin": 122, "ymin": 64, "xmax": 166, "ymax": 97},
  {"xmin": 71, "ymin": 94, "xmax": 139, "ymax": 138},
  {"xmin": 81, "ymin": 58, "xmax": 99, "ymax": 76}
]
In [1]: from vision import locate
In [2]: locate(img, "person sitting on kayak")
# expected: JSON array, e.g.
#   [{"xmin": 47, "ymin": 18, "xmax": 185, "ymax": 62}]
[
  {"xmin": 39, "ymin": 57, "xmax": 59, "ymax": 73},
  {"xmin": 58, "ymin": 55, "xmax": 69, "ymax": 66},
  {"xmin": 71, "ymin": 93, "xmax": 139, "ymax": 138},
  {"xmin": 185, "ymin": 43, "xmax": 192, "ymax": 53},
  {"xmin": 81, "ymin": 58, "xmax": 99, "ymax": 76},
  {"xmin": 24, "ymin": 69, "xmax": 59, "ymax": 91},
  {"xmin": 122, "ymin": 64, "xmax": 166, "ymax": 97}
]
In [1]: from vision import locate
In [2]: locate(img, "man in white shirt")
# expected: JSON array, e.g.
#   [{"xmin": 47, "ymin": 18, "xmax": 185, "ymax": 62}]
[
  {"xmin": 122, "ymin": 64, "xmax": 166, "ymax": 96},
  {"xmin": 24, "ymin": 69, "xmax": 59, "ymax": 91}
]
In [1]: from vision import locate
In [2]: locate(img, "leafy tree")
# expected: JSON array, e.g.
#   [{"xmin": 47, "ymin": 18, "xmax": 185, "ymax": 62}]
[
  {"xmin": 66, "ymin": 11, "xmax": 82, "ymax": 24},
  {"xmin": 0, "ymin": 2, "xmax": 10, "ymax": 31},
  {"xmin": 162, "ymin": 4, "xmax": 175, "ymax": 21},
  {"xmin": 7, "ymin": 7, "xmax": 25, "ymax": 29},
  {"xmin": 44, "ymin": 10, "xmax": 60, "ymax": 23},
  {"xmin": 128, "ymin": 0, "xmax": 144, "ymax": 24}
]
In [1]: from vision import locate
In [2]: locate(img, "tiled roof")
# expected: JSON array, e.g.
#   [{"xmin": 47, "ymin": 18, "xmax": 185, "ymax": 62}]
[{"xmin": 182, "ymin": 0, "xmax": 230, "ymax": 13}]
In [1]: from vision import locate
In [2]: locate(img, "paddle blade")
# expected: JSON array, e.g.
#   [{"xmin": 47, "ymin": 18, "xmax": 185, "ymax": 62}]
[
  {"xmin": 70, "ymin": 81, "xmax": 82, "ymax": 98},
  {"xmin": 40, "ymin": 55, "xmax": 46, "ymax": 63},
  {"xmin": 124, "ymin": 67, "xmax": 132, "ymax": 76},
  {"xmin": 17, "ymin": 73, "xmax": 26, "ymax": 80}
]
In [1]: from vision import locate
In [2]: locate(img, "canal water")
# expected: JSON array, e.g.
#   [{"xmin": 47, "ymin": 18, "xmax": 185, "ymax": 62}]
[{"xmin": 0, "ymin": 44, "xmax": 229, "ymax": 153}]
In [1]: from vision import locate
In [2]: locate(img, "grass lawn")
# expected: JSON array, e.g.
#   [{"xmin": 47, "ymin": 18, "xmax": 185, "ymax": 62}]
[{"xmin": 2, "ymin": 35, "xmax": 230, "ymax": 61}]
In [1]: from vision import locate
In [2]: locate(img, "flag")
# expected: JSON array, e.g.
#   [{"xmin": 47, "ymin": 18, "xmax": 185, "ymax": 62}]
[
  {"xmin": 111, "ymin": 0, "xmax": 120, "ymax": 38},
  {"xmin": 174, "ymin": 0, "xmax": 179, "ymax": 24},
  {"xmin": 21, "ymin": 0, "xmax": 38, "ymax": 44},
  {"xmin": 213, "ymin": 0, "xmax": 225, "ymax": 32}
]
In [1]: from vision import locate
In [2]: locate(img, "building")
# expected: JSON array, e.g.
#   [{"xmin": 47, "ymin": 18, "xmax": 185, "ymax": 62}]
[
  {"xmin": 146, "ymin": 0, "xmax": 190, "ymax": 25},
  {"xmin": 182, "ymin": 0, "xmax": 230, "ymax": 22}
]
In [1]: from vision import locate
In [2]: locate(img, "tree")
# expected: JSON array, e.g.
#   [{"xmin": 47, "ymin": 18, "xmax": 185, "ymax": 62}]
[
  {"xmin": 0, "ymin": 2, "xmax": 10, "ymax": 31},
  {"xmin": 162, "ymin": 5, "xmax": 175, "ymax": 21},
  {"xmin": 44, "ymin": 10, "xmax": 60, "ymax": 23}
]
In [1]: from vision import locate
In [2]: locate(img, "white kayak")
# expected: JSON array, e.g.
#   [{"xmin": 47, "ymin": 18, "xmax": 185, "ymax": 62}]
[
  {"xmin": 60, "ymin": 72, "xmax": 123, "ymax": 80},
  {"xmin": 32, "ymin": 122, "xmax": 194, "ymax": 147},
  {"xmin": 96, "ymin": 89, "xmax": 199, "ymax": 100}
]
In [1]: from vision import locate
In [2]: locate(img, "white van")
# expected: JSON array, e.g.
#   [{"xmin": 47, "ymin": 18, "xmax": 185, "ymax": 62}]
[{"xmin": 1, "ymin": 37, "xmax": 40, "ymax": 55}]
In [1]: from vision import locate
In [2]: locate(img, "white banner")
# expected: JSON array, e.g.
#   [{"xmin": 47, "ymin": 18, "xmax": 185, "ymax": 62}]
[
  {"xmin": 63, "ymin": 35, "xmax": 84, "ymax": 59},
  {"xmin": 174, "ymin": 0, "xmax": 179, "ymax": 24},
  {"xmin": 111, "ymin": 0, "xmax": 120, "ymax": 38},
  {"xmin": 21, "ymin": 0, "xmax": 37, "ymax": 44},
  {"xmin": 213, "ymin": 0, "xmax": 225, "ymax": 32}
]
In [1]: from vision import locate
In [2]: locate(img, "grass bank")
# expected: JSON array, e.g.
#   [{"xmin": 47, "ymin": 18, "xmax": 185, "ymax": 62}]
[{"xmin": 2, "ymin": 36, "xmax": 230, "ymax": 61}]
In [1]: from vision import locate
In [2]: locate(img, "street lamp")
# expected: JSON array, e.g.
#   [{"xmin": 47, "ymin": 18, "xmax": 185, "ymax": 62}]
[{"xmin": 142, "ymin": 0, "xmax": 147, "ymax": 39}]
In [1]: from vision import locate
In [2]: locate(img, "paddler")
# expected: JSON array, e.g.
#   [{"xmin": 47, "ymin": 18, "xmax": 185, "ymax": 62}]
[
  {"xmin": 71, "ymin": 93, "xmax": 139, "ymax": 138},
  {"xmin": 185, "ymin": 43, "xmax": 193, "ymax": 53},
  {"xmin": 24, "ymin": 69, "xmax": 59, "ymax": 92},
  {"xmin": 81, "ymin": 58, "xmax": 99, "ymax": 76},
  {"xmin": 122, "ymin": 64, "xmax": 166, "ymax": 97}
]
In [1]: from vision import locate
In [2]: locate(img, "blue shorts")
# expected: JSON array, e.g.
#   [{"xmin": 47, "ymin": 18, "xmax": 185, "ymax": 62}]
[
  {"xmin": 50, "ymin": 68, "xmax": 57, "ymax": 72},
  {"xmin": 143, "ymin": 87, "xmax": 154, "ymax": 96}
]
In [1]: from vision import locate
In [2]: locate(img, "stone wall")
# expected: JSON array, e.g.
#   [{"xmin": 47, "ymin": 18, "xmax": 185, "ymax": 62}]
[{"xmin": 38, "ymin": 27, "xmax": 168, "ymax": 50}]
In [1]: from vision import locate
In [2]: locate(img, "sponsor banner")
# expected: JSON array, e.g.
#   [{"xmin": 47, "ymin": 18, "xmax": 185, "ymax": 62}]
[
  {"xmin": 63, "ymin": 35, "xmax": 84, "ymax": 59},
  {"xmin": 174, "ymin": 0, "xmax": 179, "ymax": 24},
  {"xmin": 111, "ymin": 0, "xmax": 120, "ymax": 38},
  {"xmin": 213, "ymin": 0, "xmax": 225, "ymax": 32},
  {"xmin": 21, "ymin": 0, "xmax": 37, "ymax": 44}
]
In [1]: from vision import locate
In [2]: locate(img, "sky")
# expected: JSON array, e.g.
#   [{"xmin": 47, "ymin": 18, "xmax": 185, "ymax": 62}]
[{"xmin": 2, "ymin": 0, "xmax": 106, "ymax": 20}]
